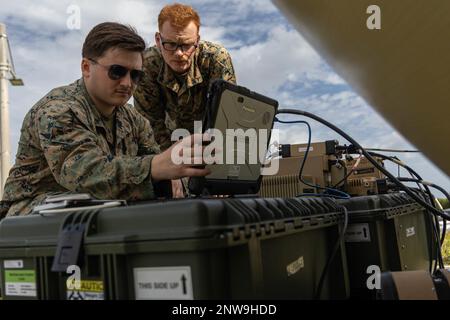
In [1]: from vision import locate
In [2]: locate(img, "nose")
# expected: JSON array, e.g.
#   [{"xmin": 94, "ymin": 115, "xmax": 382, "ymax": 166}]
[
  {"xmin": 174, "ymin": 47, "xmax": 184, "ymax": 57},
  {"xmin": 119, "ymin": 72, "xmax": 132, "ymax": 88}
]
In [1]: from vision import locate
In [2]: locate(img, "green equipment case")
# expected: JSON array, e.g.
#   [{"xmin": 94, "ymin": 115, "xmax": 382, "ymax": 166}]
[
  {"xmin": 0, "ymin": 197, "xmax": 349, "ymax": 300},
  {"xmin": 340, "ymin": 193, "xmax": 434, "ymax": 299}
]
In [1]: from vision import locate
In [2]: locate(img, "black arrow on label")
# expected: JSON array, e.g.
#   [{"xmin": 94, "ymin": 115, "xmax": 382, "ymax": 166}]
[{"xmin": 181, "ymin": 275, "xmax": 187, "ymax": 295}]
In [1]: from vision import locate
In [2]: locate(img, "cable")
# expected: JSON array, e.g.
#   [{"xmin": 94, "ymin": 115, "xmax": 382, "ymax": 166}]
[
  {"xmin": 365, "ymin": 148, "xmax": 420, "ymax": 153},
  {"xmin": 435, "ymin": 199, "xmax": 447, "ymax": 246},
  {"xmin": 315, "ymin": 206, "xmax": 348, "ymax": 299},
  {"xmin": 397, "ymin": 177, "xmax": 449, "ymax": 255},
  {"xmin": 368, "ymin": 151, "xmax": 434, "ymax": 202},
  {"xmin": 297, "ymin": 193, "xmax": 350, "ymax": 200},
  {"xmin": 332, "ymin": 152, "xmax": 363, "ymax": 188},
  {"xmin": 368, "ymin": 151, "xmax": 446, "ymax": 257},
  {"xmin": 396, "ymin": 178, "xmax": 450, "ymax": 204},
  {"xmin": 277, "ymin": 108, "xmax": 447, "ymax": 271},
  {"xmin": 407, "ymin": 187, "xmax": 444, "ymax": 271},
  {"xmin": 274, "ymin": 118, "xmax": 351, "ymax": 199},
  {"xmin": 277, "ymin": 109, "xmax": 447, "ymax": 271},
  {"xmin": 276, "ymin": 109, "xmax": 450, "ymax": 221}
]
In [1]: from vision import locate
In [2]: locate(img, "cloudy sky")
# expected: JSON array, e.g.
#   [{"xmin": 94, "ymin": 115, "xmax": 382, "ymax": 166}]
[{"xmin": 1, "ymin": 0, "xmax": 449, "ymax": 195}]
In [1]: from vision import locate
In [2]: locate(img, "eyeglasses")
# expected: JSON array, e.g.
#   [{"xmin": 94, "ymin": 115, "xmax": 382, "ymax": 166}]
[
  {"xmin": 88, "ymin": 58, "xmax": 145, "ymax": 84},
  {"xmin": 158, "ymin": 34, "xmax": 199, "ymax": 53}
]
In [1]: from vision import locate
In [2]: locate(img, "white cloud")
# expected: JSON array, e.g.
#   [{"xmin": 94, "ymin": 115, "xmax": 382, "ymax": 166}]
[
  {"xmin": 230, "ymin": 25, "xmax": 346, "ymax": 97},
  {"xmin": 230, "ymin": 26, "xmax": 320, "ymax": 95}
]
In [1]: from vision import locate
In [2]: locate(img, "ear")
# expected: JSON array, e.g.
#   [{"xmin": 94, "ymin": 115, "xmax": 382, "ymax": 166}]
[
  {"xmin": 81, "ymin": 58, "xmax": 91, "ymax": 78},
  {"xmin": 155, "ymin": 32, "xmax": 161, "ymax": 50}
]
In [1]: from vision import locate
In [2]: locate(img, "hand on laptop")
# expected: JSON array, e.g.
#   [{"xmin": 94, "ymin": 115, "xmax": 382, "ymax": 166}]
[{"xmin": 151, "ymin": 133, "xmax": 211, "ymax": 181}]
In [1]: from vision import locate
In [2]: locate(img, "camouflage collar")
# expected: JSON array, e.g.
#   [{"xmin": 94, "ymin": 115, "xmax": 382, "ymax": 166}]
[
  {"xmin": 75, "ymin": 79, "xmax": 132, "ymax": 143},
  {"xmin": 157, "ymin": 45, "xmax": 204, "ymax": 95}
]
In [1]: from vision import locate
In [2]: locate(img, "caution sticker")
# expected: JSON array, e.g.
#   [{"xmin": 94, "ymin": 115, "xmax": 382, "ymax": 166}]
[
  {"xmin": 66, "ymin": 280, "xmax": 104, "ymax": 300},
  {"xmin": 134, "ymin": 266, "xmax": 193, "ymax": 300},
  {"xmin": 4, "ymin": 270, "xmax": 37, "ymax": 297}
]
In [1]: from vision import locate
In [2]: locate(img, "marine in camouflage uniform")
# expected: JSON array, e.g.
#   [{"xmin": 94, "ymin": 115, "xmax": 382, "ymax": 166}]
[
  {"xmin": 2, "ymin": 79, "xmax": 161, "ymax": 217},
  {"xmin": 134, "ymin": 41, "xmax": 236, "ymax": 151}
]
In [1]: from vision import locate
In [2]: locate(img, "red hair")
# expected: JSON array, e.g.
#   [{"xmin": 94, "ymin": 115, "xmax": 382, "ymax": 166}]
[{"xmin": 158, "ymin": 3, "xmax": 201, "ymax": 31}]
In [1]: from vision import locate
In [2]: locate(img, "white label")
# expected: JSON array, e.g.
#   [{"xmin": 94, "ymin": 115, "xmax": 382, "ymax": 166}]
[
  {"xmin": 298, "ymin": 146, "xmax": 314, "ymax": 153},
  {"xmin": 4, "ymin": 260, "xmax": 24, "ymax": 269},
  {"xmin": 286, "ymin": 256, "xmax": 304, "ymax": 276},
  {"xmin": 134, "ymin": 266, "xmax": 193, "ymax": 300},
  {"xmin": 406, "ymin": 227, "xmax": 416, "ymax": 237},
  {"xmin": 5, "ymin": 282, "xmax": 36, "ymax": 297},
  {"xmin": 345, "ymin": 223, "xmax": 371, "ymax": 242}
]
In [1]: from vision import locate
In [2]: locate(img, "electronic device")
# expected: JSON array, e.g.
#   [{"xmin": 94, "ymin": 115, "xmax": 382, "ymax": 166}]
[
  {"xmin": 259, "ymin": 140, "xmax": 346, "ymax": 197},
  {"xmin": 188, "ymin": 80, "xmax": 278, "ymax": 195}
]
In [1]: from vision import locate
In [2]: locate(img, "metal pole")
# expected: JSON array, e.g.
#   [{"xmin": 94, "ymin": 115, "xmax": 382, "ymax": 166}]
[{"xmin": 0, "ymin": 23, "xmax": 11, "ymax": 197}]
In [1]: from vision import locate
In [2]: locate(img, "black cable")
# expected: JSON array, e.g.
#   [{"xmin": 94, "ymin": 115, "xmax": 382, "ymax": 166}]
[
  {"xmin": 408, "ymin": 187, "xmax": 444, "ymax": 271},
  {"xmin": 366, "ymin": 150, "xmax": 444, "ymax": 269},
  {"xmin": 332, "ymin": 153, "xmax": 362, "ymax": 189},
  {"xmin": 332, "ymin": 170, "xmax": 353, "ymax": 189},
  {"xmin": 396, "ymin": 164, "xmax": 445, "ymax": 252},
  {"xmin": 367, "ymin": 152, "xmax": 433, "ymax": 197},
  {"xmin": 276, "ymin": 109, "xmax": 450, "ymax": 221},
  {"xmin": 277, "ymin": 109, "xmax": 447, "ymax": 271},
  {"xmin": 314, "ymin": 207, "xmax": 348, "ymax": 300},
  {"xmin": 338, "ymin": 140, "xmax": 443, "ymax": 271},
  {"xmin": 365, "ymin": 148, "xmax": 420, "ymax": 153},
  {"xmin": 348, "ymin": 143, "xmax": 443, "ymax": 270},
  {"xmin": 370, "ymin": 152, "xmax": 447, "ymax": 272},
  {"xmin": 297, "ymin": 193, "xmax": 350, "ymax": 200},
  {"xmin": 398, "ymin": 177, "xmax": 449, "ymax": 249},
  {"xmin": 396, "ymin": 178, "xmax": 450, "ymax": 205},
  {"xmin": 274, "ymin": 118, "xmax": 350, "ymax": 199}
]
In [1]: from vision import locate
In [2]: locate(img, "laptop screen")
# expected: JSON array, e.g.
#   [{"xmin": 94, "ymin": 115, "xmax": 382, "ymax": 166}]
[{"xmin": 188, "ymin": 80, "xmax": 278, "ymax": 195}]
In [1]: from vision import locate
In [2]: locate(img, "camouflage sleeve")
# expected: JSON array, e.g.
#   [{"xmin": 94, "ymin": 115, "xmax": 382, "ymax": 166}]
[
  {"xmin": 134, "ymin": 64, "xmax": 172, "ymax": 151},
  {"xmin": 36, "ymin": 103, "xmax": 157, "ymax": 201},
  {"xmin": 135, "ymin": 110, "xmax": 162, "ymax": 156},
  {"xmin": 210, "ymin": 46, "xmax": 237, "ymax": 84}
]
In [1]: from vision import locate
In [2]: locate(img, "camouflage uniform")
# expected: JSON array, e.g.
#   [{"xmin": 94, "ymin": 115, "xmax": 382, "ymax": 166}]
[
  {"xmin": 2, "ymin": 79, "xmax": 161, "ymax": 217},
  {"xmin": 134, "ymin": 41, "xmax": 236, "ymax": 151}
]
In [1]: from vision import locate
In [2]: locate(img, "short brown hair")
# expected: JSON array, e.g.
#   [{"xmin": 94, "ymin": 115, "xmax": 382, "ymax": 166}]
[
  {"xmin": 82, "ymin": 22, "xmax": 145, "ymax": 59},
  {"xmin": 158, "ymin": 3, "xmax": 201, "ymax": 31}
]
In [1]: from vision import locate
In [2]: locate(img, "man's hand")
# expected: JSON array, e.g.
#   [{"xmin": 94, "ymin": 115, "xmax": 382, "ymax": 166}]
[
  {"xmin": 171, "ymin": 179, "xmax": 185, "ymax": 198},
  {"xmin": 151, "ymin": 134, "xmax": 211, "ymax": 181}
]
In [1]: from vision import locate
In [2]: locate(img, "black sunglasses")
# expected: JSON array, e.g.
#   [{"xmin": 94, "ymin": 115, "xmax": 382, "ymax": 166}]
[{"xmin": 88, "ymin": 58, "xmax": 145, "ymax": 84}]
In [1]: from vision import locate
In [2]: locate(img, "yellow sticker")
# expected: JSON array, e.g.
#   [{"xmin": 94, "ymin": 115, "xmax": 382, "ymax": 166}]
[
  {"xmin": 67, "ymin": 280, "xmax": 104, "ymax": 300},
  {"xmin": 78, "ymin": 280, "xmax": 103, "ymax": 293}
]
